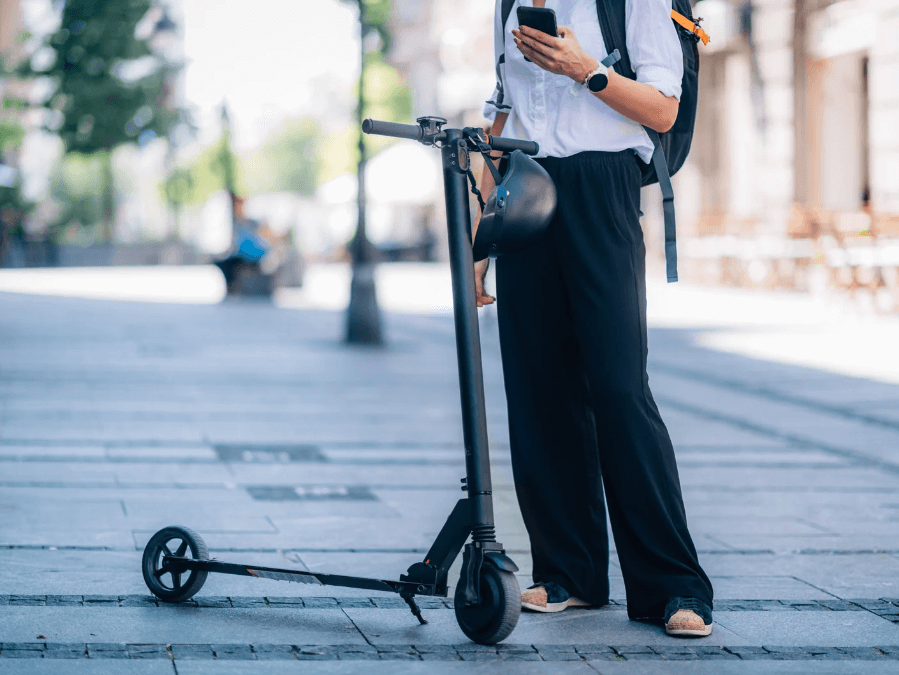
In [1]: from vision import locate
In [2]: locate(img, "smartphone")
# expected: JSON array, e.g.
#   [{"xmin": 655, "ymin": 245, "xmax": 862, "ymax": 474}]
[{"xmin": 516, "ymin": 7, "xmax": 558, "ymax": 62}]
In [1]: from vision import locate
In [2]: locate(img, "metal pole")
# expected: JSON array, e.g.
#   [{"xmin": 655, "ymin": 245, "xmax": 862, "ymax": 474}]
[
  {"xmin": 345, "ymin": 1, "xmax": 383, "ymax": 345},
  {"xmin": 441, "ymin": 130, "xmax": 494, "ymax": 538}
]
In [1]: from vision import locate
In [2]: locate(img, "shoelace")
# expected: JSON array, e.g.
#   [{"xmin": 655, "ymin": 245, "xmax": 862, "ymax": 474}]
[{"xmin": 666, "ymin": 596, "xmax": 709, "ymax": 623}]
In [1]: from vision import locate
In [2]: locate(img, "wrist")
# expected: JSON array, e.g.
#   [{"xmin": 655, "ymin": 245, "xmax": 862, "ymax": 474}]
[{"xmin": 570, "ymin": 55, "xmax": 598, "ymax": 83}]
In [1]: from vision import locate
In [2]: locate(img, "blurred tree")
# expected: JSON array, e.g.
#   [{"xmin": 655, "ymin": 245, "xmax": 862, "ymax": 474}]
[
  {"xmin": 46, "ymin": 152, "xmax": 106, "ymax": 243},
  {"xmin": 317, "ymin": 59, "xmax": 411, "ymax": 186},
  {"xmin": 0, "ymin": 119, "xmax": 32, "ymax": 263},
  {"xmin": 17, "ymin": 0, "xmax": 180, "ymax": 241},
  {"xmin": 243, "ymin": 118, "xmax": 321, "ymax": 196},
  {"xmin": 163, "ymin": 131, "xmax": 246, "ymax": 207}
]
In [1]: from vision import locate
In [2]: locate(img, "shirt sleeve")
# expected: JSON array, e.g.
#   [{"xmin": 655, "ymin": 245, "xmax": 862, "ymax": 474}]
[
  {"xmin": 625, "ymin": 0, "xmax": 684, "ymax": 100},
  {"xmin": 483, "ymin": 0, "xmax": 513, "ymax": 120}
]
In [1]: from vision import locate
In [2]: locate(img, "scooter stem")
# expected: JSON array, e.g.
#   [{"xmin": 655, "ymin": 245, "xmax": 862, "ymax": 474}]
[{"xmin": 441, "ymin": 129, "xmax": 496, "ymax": 541}]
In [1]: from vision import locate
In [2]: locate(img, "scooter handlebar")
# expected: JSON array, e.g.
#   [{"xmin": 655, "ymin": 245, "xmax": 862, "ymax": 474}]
[
  {"xmin": 362, "ymin": 118, "xmax": 540, "ymax": 156},
  {"xmin": 361, "ymin": 119, "xmax": 422, "ymax": 141},
  {"xmin": 487, "ymin": 134, "xmax": 539, "ymax": 156}
]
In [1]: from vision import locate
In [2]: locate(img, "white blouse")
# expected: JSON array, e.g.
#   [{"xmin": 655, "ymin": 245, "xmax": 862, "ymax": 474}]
[{"xmin": 484, "ymin": 0, "xmax": 684, "ymax": 163}]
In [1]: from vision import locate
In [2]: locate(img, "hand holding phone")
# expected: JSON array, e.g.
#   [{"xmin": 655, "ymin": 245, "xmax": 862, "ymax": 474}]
[{"xmin": 515, "ymin": 7, "xmax": 558, "ymax": 63}]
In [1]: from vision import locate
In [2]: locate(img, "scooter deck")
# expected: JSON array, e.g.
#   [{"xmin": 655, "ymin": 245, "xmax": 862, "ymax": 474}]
[{"xmin": 162, "ymin": 556, "xmax": 443, "ymax": 596}]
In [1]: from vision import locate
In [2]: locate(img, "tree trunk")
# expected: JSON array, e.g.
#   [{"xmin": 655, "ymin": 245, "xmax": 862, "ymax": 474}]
[{"xmin": 101, "ymin": 151, "xmax": 115, "ymax": 243}]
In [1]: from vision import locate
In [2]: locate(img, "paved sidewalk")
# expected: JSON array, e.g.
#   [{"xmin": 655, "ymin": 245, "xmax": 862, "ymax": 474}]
[{"xmin": 2, "ymin": 264, "xmax": 899, "ymax": 674}]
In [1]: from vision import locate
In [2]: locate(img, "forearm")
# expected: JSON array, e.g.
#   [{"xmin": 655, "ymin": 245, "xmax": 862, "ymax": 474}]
[
  {"xmin": 472, "ymin": 113, "xmax": 508, "ymax": 240},
  {"xmin": 591, "ymin": 69, "xmax": 678, "ymax": 133}
]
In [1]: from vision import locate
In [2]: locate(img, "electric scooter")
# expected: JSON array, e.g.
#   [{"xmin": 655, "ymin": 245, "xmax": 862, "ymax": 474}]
[{"xmin": 141, "ymin": 116, "xmax": 540, "ymax": 645}]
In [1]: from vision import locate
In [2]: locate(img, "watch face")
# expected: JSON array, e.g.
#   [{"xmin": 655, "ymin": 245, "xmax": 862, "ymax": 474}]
[{"xmin": 588, "ymin": 72, "xmax": 608, "ymax": 92}]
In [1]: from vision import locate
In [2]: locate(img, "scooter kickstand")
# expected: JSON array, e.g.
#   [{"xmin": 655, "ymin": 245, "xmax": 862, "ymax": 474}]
[{"xmin": 401, "ymin": 594, "xmax": 428, "ymax": 625}]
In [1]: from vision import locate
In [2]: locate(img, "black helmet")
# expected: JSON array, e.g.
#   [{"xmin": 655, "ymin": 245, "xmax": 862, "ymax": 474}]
[{"xmin": 472, "ymin": 150, "xmax": 557, "ymax": 262}]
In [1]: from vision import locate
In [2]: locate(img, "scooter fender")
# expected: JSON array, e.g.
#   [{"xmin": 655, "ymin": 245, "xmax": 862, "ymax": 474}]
[{"xmin": 485, "ymin": 551, "xmax": 519, "ymax": 573}]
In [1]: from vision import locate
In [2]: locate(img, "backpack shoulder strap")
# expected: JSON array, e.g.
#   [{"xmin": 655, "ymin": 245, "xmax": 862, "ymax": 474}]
[
  {"xmin": 595, "ymin": 0, "xmax": 633, "ymax": 79},
  {"xmin": 596, "ymin": 0, "xmax": 679, "ymax": 283},
  {"xmin": 501, "ymin": 0, "xmax": 516, "ymax": 33}
]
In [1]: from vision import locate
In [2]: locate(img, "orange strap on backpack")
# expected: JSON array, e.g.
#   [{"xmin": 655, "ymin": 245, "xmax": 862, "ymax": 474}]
[{"xmin": 671, "ymin": 10, "xmax": 710, "ymax": 46}]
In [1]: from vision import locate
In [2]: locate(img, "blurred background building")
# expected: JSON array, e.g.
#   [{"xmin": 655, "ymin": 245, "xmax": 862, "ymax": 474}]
[{"xmin": 2, "ymin": 0, "xmax": 898, "ymax": 311}]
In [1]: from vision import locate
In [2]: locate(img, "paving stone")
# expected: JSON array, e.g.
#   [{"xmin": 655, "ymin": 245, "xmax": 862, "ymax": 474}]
[
  {"xmin": 338, "ymin": 652, "xmax": 381, "ymax": 659},
  {"xmin": 228, "ymin": 597, "xmax": 267, "ymax": 608},
  {"xmin": 379, "ymin": 652, "xmax": 420, "ymax": 660},
  {"xmin": 573, "ymin": 645, "xmax": 615, "ymax": 654},
  {"xmin": 296, "ymin": 646, "xmax": 339, "ymax": 655},
  {"xmin": 43, "ymin": 643, "xmax": 85, "ymax": 658},
  {"xmin": 0, "ymin": 650, "xmax": 44, "ymax": 658},
  {"xmin": 533, "ymin": 643, "xmax": 576, "ymax": 652},
  {"xmin": 583, "ymin": 653, "xmax": 628, "ymax": 661},
  {"xmin": 539, "ymin": 651, "xmax": 583, "ymax": 661},
  {"xmin": 9, "ymin": 596, "xmax": 45, "ymax": 606},
  {"xmin": 816, "ymin": 600, "xmax": 859, "ymax": 611},
  {"xmin": 251, "ymin": 645, "xmax": 296, "ymax": 660},
  {"xmin": 417, "ymin": 651, "xmax": 460, "ymax": 661},
  {"xmin": 299, "ymin": 597, "xmax": 337, "ymax": 608},
  {"xmin": 83, "ymin": 596, "xmax": 118, "ymax": 606},
  {"xmin": 501, "ymin": 652, "xmax": 543, "ymax": 661},
  {"xmin": 118, "ymin": 595, "xmax": 157, "ymax": 607},
  {"xmin": 195, "ymin": 597, "xmax": 231, "ymax": 608},
  {"xmin": 336, "ymin": 598, "xmax": 375, "ymax": 608},
  {"xmin": 127, "ymin": 645, "xmax": 169, "ymax": 659},
  {"xmin": 651, "ymin": 645, "xmax": 697, "ymax": 655},
  {"xmin": 724, "ymin": 646, "xmax": 770, "ymax": 659},
  {"xmin": 86, "ymin": 643, "xmax": 128, "ymax": 659},
  {"xmin": 375, "ymin": 645, "xmax": 416, "ymax": 654},
  {"xmin": 458, "ymin": 651, "xmax": 502, "ymax": 661},
  {"xmin": 414, "ymin": 645, "xmax": 458, "ymax": 653},
  {"xmin": 496, "ymin": 644, "xmax": 537, "ymax": 653},
  {"xmin": 331, "ymin": 644, "xmax": 375, "ymax": 653},
  {"xmin": 613, "ymin": 646, "xmax": 655, "ymax": 654},
  {"xmin": 715, "ymin": 610, "xmax": 899, "ymax": 646},
  {"xmin": 0, "ymin": 596, "xmax": 8, "ymax": 606},
  {"xmin": 172, "ymin": 645, "xmax": 214, "ymax": 660},
  {"xmin": 45, "ymin": 595, "xmax": 84, "ymax": 606},
  {"xmin": 264, "ymin": 597, "xmax": 304, "ymax": 607},
  {"xmin": 371, "ymin": 597, "xmax": 407, "ymax": 609},
  {"xmin": 212, "ymin": 644, "xmax": 254, "ymax": 659},
  {"xmin": 452, "ymin": 643, "xmax": 497, "ymax": 651}
]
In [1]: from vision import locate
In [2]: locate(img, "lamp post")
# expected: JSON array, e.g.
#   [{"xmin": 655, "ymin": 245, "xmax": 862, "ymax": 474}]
[{"xmin": 345, "ymin": 0, "xmax": 383, "ymax": 345}]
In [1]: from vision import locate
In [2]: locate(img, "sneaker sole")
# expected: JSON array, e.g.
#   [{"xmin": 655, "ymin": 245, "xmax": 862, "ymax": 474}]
[
  {"xmin": 666, "ymin": 625, "xmax": 713, "ymax": 637},
  {"xmin": 521, "ymin": 598, "xmax": 591, "ymax": 613}
]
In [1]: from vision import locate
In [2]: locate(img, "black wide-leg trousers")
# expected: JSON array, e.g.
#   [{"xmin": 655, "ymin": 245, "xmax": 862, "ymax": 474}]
[{"xmin": 494, "ymin": 149, "xmax": 713, "ymax": 620}]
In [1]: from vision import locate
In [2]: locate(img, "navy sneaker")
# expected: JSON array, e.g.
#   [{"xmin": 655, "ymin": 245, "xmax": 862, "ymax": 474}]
[
  {"xmin": 520, "ymin": 581, "xmax": 590, "ymax": 613},
  {"xmin": 664, "ymin": 596, "xmax": 713, "ymax": 637}
]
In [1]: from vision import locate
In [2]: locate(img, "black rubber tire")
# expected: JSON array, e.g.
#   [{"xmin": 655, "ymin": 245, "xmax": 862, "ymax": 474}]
[
  {"xmin": 454, "ymin": 559, "xmax": 521, "ymax": 645},
  {"xmin": 142, "ymin": 526, "xmax": 209, "ymax": 603}
]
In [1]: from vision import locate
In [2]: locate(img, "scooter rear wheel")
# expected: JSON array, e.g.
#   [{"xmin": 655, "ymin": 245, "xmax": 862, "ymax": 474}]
[
  {"xmin": 142, "ymin": 526, "xmax": 209, "ymax": 603},
  {"xmin": 454, "ymin": 558, "xmax": 521, "ymax": 644}
]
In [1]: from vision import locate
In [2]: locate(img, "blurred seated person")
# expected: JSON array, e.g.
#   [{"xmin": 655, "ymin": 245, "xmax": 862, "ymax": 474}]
[{"xmin": 214, "ymin": 193, "xmax": 270, "ymax": 292}]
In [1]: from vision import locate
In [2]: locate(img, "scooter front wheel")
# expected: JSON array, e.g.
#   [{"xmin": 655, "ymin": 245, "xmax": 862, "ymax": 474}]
[
  {"xmin": 454, "ymin": 558, "xmax": 521, "ymax": 644},
  {"xmin": 142, "ymin": 526, "xmax": 209, "ymax": 603}
]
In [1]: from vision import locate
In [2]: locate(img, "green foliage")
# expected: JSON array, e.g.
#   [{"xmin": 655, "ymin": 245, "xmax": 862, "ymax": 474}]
[
  {"xmin": 318, "ymin": 54, "xmax": 411, "ymax": 185},
  {"xmin": 46, "ymin": 152, "xmax": 106, "ymax": 239},
  {"xmin": 168, "ymin": 133, "xmax": 246, "ymax": 206},
  {"xmin": 20, "ymin": 0, "xmax": 177, "ymax": 155},
  {"xmin": 0, "ymin": 120, "xmax": 26, "ymax": 154},
  {"xmin": 243, "ymin": 118, "xmax": 321, "ymax": 196}
]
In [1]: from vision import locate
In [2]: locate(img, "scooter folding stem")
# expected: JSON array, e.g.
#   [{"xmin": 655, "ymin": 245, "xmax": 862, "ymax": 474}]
[{"xmin": 440, "ymin": 129, "xmax": 496, "ymax": 536}]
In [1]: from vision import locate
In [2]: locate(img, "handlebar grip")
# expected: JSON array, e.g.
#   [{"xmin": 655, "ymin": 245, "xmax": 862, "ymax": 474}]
[
  {"xmin": 487, "ymin": 134, "xmax": 539, "ymax": 156},
  {"xmin": 362, "ymin": 119, "xmax": 422, "ymax": 141}
]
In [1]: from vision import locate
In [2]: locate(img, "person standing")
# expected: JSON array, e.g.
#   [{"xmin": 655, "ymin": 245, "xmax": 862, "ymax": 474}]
[{"xmin": 475, "ymin": 0, "xmax": 714, "ymax": 637}]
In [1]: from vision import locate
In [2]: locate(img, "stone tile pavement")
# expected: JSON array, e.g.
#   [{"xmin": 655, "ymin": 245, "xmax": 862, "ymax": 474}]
[{"xmin": 2, "ymin": 264, "xmax": 899, "ymax": 673}]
